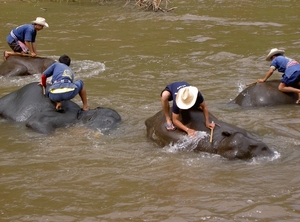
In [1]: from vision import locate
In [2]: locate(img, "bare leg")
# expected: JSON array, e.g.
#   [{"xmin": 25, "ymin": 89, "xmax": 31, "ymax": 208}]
[
  {"xmin": 278, "ymin": 82, "xmax": 300, "ymax": 103},
  {"xmin": 55, "ymin": 101, "xmax": 62, "ymax": 110},
  {"xmin": 79, "ymin": 87, "xmax": 89, "ymax": 111},
  {"xmin": 4, "ymin": 51, "xmax": 27, "ymax": 61}
]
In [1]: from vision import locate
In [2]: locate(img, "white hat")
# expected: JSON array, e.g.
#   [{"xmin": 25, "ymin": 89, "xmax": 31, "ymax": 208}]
[
  {"xmin": 32, "ymin": 17, "xmax": 49, "ymax": 28},
  {"xmin": 266, "ymin": 48, "xmax": 284, "ymax": 61},
  {"xmin": 176, "ymin": 86, "xmax": 199, "ymax": 110}
]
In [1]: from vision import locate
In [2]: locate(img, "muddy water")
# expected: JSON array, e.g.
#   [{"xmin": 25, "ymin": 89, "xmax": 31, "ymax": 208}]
[{"xmin": 0, "ymin": 1, "xmax": 300, "ymax": 221}]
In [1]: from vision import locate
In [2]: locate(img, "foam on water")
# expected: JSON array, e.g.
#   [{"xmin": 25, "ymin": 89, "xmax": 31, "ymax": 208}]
[{"xmin": 163, "ymin": 131, "xmax": 209, "ymax": 153}]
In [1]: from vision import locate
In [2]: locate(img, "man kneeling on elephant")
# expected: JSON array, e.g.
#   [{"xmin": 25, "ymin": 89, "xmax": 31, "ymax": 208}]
[
  {"xmin": 161, "ymin": 81, "xmax": 215, "ymax": 136},
  {"xmin": 39, "ymin": 54, "xmax": 89, "ymax": 112}
]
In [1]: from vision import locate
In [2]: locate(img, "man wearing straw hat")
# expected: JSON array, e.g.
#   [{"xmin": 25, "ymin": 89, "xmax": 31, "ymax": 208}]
[
  {"xmin": 257, "ymin": 48, "xmax": 300, "ymax": 104},
  {"xmin": 161, "ymin": 81, "xmax": 215, "ymax": 136},
  {"xmin": 4, "ymin": 17, "xmax": 49, "ymax": 61}
]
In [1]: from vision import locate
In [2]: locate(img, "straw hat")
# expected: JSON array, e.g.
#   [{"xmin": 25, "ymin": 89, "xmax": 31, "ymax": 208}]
[
  {"xmin": 266, "ymin": 48, "xmax": 284, "ymax": 61},
  {"xmin": 176, "ymin": 86, "xmax": 199, "ymax": 110},
  {"xmin": 32, "ymin": 17, "xmax": 49, "ymax": 28}
]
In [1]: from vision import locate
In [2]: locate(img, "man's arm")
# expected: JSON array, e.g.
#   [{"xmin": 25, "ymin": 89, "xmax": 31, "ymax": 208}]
[
  {"xmin": 172, "ymin": 113, "xmax": 190, "ymax": 134},
  {"xmin": 172, "ymin": 102, "xmax": 215, "ymax": 136},
  {"xmin": 31, "ymin": 42, "xmax": 37, "ymax": 54},
  {"xmin": 38, "ymin": 74, "xmax": 47, "ymax": 87},
  {"xmin": 24, "ymin": 41, "xmax": 36, "ymax": 57},
  {"xmin": 257, "ymin": 67, "xmax": 275, "ymax": 83},
  {"xmin": 199, "ymin": 101, "xmax": 215, "ymax": 130}
]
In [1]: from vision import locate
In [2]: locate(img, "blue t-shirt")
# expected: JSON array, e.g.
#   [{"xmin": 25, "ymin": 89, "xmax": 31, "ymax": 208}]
[
  {"xmin": 165, "ymin": 81, "xmax": 204, "ymax": 114},
  {"xmin": 6, "ymin": 24, "xmax": 37, "ymax": 44},
  {"xmin": 43, "ymin": 62, "xmax": 74, "ymax": 85},
  {"xmin": 271, "ymin": 56, "xmax": 300, "ymax": 78}
]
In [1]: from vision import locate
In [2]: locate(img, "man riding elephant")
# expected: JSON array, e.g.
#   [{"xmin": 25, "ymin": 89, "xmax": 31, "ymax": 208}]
[
  {"xmin": 4, "ymin": 17, "xmax": 49, "ymax": 60},
  {"xmin": 39, "ymin": 54, "xmax": 89, "ymax": 112},
  {"xmin": 145, "ymin": 82, "xmax": 275, "ymax": 160},
  {"xmin": 161, "ymin": 81, "xmax": 215, "ymax": 135},
  {"xmin": 145, "ymin": 109, "xmax": 274, "ymax": 160},
  {"xmin": 257, "ymin": 48, "xmax": 300, "ymax": 104},
  {"xmin": 0, "ymin": 82, "xmax": 121, "ymax": 134}
]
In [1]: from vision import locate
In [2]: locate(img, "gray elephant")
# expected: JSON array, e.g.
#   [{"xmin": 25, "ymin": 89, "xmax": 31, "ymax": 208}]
[
  {"xmin": 0, "ymin": 82, "xmax": 121, "ymax": 134},
  {"xmin": 145, "ymin": 109, "xmax": 274, "ymax": 160},
  {"xmin": 0, "ymin": 55, "xmax": 55, "ymax": 76},
  {"xmin": 230, "ymin": 80, "xmax": 298, "ymax": 107}
]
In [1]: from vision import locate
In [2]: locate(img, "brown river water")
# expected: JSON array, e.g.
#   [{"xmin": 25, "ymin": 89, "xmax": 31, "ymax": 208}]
[{"xmin": 0, "ymin": 0, "xmax": 300, "ymax": 221}]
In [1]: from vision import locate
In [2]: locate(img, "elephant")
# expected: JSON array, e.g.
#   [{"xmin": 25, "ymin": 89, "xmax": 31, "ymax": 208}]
[
  {"xmin": 0, "ymin": 82, "xmax": 121, "ymax": 134},
  {"xmin": 145, "ymin": 109, "xmax": 274, "ymax": 160},
  {"xmin": 230, "ymin": 80, "xmax": 298, "ymax": 107},
  {"xmin": 0, "ymin": 55, "xmax": 55, "ymax": 76}
]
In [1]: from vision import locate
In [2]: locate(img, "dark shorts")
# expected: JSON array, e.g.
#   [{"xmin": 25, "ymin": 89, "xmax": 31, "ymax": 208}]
[
  {"xmin": 161, "ymin": 87, "xmax": 173, "ymax": 101},
  {"xmin": 281, "ymin": 70, "xmax": 300, "ymax": 88},
  {"xmin": 47, "ymin": 80, "xmax": 84, "ymax": 102},
  {"xmin": 8, "ymin": 41, "xmax": 23, "ymax": 53}
]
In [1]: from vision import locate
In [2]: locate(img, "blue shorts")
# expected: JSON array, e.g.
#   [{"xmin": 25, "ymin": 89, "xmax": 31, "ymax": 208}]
[
  {"xmin": 47, "ymin": 80, "xmax": 84, "ymax": 102},
  {"xmin": 281, "ymin": 70, "xmax": 300, "ymax": 87}
]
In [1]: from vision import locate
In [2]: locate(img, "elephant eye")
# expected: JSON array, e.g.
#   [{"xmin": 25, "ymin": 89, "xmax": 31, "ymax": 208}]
[{"xmin": 222, "ymin": 131, "xmax": 231, "ymax": 137}]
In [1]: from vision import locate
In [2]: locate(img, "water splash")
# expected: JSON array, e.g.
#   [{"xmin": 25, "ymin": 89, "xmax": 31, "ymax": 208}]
[
  {"xmin": 237, "ymin": 80, "xmax": 245, "ymax": 93},
  {"xmin": 163, "ymin": 131, "xmax": 209, "ymax": 153},
  {"xmin": 0, "ymin": 74, "xmax": 41, "ymax": 88},
  {"xmin": 72, "ymin": 60, "xmax": 105, "ymax": 79},
  {"xmin": 250, "ymin": 150, "xmax": 281, "ymax": 164}
]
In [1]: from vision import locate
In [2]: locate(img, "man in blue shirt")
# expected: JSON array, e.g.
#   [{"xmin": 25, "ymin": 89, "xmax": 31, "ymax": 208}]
[
  {"xmin": 161, "ymin": 81, "xmax": 215, "ymax": 136},
  {"xmin": 39, "ymin": 55, "xmax": 89, "ymax": 112},
  {"xmin": 257, "ymin": 48, "xmax": 300, "ymax": 104},
  {"xmin": 4, "ymin": 17, "xmax": 49, "ymax": 60}
]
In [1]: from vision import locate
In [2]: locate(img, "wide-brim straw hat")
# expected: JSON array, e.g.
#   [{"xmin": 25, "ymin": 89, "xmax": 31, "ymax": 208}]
[
  {"xmin": 266, "ymin": 48, "xmax": 284, "ymax": 61},
  {"xmin": 176, "ymin": 86, "xmax": 198, "ymax": 110},
  {"xmin": 32, "ymin": 17, "xmax": 49, "ymax": 28}
]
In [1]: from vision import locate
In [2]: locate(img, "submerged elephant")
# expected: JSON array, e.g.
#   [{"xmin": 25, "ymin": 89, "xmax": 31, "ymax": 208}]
[
  {"xmin": 145, "ymin": 109, "xmax": 274, "ymax": 160},
  {"xmin": 230, "ymin": 80, "xmax": 298, "ymax": 107},
  {"xmin": 0, "ymin": 82, "xmax": 121, "ymax": 134},
  {"xmin": 0, "ymin": 55, "xmax": 55, "ymax": 76}
]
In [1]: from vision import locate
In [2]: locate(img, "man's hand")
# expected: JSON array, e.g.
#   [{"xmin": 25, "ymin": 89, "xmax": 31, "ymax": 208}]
[
  {"xmin": 257, "ymin": 78, "xmax": 266, "ymax": 83},
  {"xmin": 206, "ymin": 121, "xmax": 215, "ymax": 130},
  {"xmin": 37, "ymin": 82, "xmax": 46, "ymax": 95},
  {"xmin": 186, "ymin": 127, "xmax": 196, "ymax": 137}
]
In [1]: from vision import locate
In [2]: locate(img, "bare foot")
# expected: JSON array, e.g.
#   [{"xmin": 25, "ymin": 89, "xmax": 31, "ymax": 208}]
[
  {"xmin": 297, "ymin": 93, "xmax": 300, "ymax": 104},
  {"xmin": 82, "ymin": 105, "xmax": 89, "ymax": 111},
  {"xmin": 3, "ymin": 51, "xmax": 9, "ymax": 61},
  {"xmin": 55, "ymin": 102, "xmax": 62, "ymax": 111}
]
